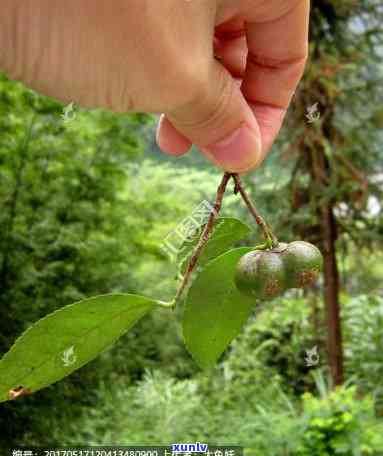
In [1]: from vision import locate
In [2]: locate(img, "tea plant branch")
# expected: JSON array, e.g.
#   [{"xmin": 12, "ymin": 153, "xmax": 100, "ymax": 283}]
[
  {"xmin": 173, "ymin": 172, "xmax": 232, "ymax": 305},
  {"xmin": 231, "ymin": 173, "xmax": 278, "ymax": 248}
]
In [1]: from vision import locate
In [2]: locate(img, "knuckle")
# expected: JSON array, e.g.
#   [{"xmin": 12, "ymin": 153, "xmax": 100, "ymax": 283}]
[
  {"xmin": 194, "ymin": 71, "xmax": 234, "ymax": 130},
  {"xmin": 170, "ymin": 64, "xmax": 235, "ymax": 133},
  {"xmin": 165, "ymin": 60, "xmax": 210, "ymax": 111}
]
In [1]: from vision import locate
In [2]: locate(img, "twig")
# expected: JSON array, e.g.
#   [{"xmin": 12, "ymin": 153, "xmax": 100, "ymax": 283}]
[
  {"xmin": 333, "ymin": 152, "xmax": 368, "ymax": 188},
  {"xmin": 231, "ymin": 173, "xmax": 278, "ymax": 247},
  {"xmin": 173, "ymin": 172, "xmax": 231, "ymax": 304}
]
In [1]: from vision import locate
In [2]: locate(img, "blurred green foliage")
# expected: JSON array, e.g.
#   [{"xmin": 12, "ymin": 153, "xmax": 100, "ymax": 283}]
[{"xmin": 297, "ymin": 384, "xmax": 383, "ymax": 455}]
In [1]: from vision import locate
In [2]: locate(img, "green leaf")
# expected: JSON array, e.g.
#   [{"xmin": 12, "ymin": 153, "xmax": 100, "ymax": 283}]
[
  {"xmin": 178, "ymin": 217, "xmax": 252, "ymax": 274},
  {"xmin": 182, "ymin": 247, "xmax": 257, "ymax": 369},
  {"xmin": 0, "ymin": 293, "xmax": 157, "ymax": 402}
]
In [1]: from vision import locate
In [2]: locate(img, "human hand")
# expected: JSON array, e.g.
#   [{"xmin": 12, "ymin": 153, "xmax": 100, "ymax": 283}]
[{"xmin": 0, "ymin": 0, "xmax": 309, "ymax": 172}]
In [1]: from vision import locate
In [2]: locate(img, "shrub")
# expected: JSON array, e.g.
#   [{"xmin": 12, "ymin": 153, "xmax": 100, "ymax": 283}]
[{"xmin": 297, "ymin": 381, "xmax": 383, "ymax": 455}]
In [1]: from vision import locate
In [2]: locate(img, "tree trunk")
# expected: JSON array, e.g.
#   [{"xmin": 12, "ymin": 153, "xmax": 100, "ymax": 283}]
[
  {"xmin": 320, "ymin": 201, "xmax": 344, "ymax": 385},
  {"xmin": 309, "ymin": 141, "xmax": 344, "ymax": 386}
]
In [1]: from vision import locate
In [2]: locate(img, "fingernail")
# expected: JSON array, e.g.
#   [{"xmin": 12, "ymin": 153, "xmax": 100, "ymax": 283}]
[{"xmin": 202, "ymin": 124, "xmax": 262, "ymax": 172}]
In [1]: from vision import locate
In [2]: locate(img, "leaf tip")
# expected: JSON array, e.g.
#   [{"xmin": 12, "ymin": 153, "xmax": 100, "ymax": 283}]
[{"xmin": 8, "ymin": 385, "xmax": 32, "ymax": 400}]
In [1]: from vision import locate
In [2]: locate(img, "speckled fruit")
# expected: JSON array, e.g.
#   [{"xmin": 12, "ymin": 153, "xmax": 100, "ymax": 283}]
[
  {"xmin": 235, "ymin": 241, "xmax": 323, "ymax": 300},
  {"xmin": 234, "ymin": 247, "xmax": 287, "ymax": 300},
  {"xmin": 282, "ymin": 241, "xmax": 323, "ymax": 288}
]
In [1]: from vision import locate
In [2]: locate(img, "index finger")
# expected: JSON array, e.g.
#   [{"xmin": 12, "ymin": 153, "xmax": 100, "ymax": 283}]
[{"xmin": 241, "ymin": 0, "xmax": 310, "ymax": 156}]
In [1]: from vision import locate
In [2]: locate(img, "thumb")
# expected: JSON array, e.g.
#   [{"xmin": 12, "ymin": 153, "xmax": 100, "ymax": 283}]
[{"xmin": 161, "ymin": 62, "xmax": 263, "ymax": 173}]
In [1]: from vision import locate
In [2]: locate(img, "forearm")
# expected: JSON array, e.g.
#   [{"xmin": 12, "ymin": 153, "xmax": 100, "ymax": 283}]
[
  {"xmin": 0, "ymin": 1, "xmax": 73, "ymax": 102},
  {"xmin": 0, "ymin": 0, "xmax": 138, "ymax": 107},
  {"xmin": 0, "ymin": 0, "xmax": 208, "ymax": 112},
  {"xmin": 1, "ymin": 2, "xmax": 45, "ymax": 80},
  {"xmin": 0, "ymin": 0, "xmax": 19, "ymax": 75}
]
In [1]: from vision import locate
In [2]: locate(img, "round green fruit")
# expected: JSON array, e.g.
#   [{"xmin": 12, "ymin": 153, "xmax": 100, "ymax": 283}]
[
  {"xmin": 234, "ymin": 241, "xmax": 323, "ymax": 300},
  {"xmin": 234, "ymin": 247, "xmax": 286, "ymax": 300},
  {"xmin": 282, "ymin": 241, "xmax": 323, "ymax": 288}
]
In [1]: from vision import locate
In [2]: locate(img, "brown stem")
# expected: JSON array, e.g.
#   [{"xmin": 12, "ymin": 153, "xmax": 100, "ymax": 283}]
[
  {"xmin": 231, "ymin": 173, "xmax": 278, "ymax": 247},
  {"xmin": 174, "ymin": 172, "xmax": 231, "ymax": 303}
]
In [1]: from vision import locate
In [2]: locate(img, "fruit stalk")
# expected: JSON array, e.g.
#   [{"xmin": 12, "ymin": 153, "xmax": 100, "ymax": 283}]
[
  {"xmin": 173, "ymin": 172, "xmax": 232, "ymax": 304},
  {"xmin": 231, "ymin": 173, "xmax": 278, "ymax": 248}
]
